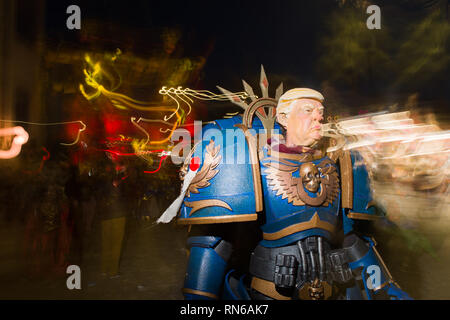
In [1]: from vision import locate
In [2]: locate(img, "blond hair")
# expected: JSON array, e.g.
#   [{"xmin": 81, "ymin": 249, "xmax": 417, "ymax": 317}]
[{"xmin": 277, "ymin": 88, "xmax": 324, "ymax": 116}]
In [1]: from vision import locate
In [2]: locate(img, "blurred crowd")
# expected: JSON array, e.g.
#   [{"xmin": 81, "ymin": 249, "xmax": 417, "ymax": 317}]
[{"xmin": 0, "ymin": 143, "xmax": 180, "ymax": 283}]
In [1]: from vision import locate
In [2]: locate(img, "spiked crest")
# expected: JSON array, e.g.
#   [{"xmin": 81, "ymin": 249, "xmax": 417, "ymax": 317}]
[{"xmin": 217, "ymin": 65, "xmax": 284, "ymax": 134}]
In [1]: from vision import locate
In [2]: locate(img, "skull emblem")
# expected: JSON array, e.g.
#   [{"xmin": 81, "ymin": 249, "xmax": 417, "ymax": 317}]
[{"xmin": 300, "ymin": 162, "xmax": 321, "ymax": 193}]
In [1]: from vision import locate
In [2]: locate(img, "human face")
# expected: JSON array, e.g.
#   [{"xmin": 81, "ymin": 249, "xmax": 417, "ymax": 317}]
[{"xmin": 280, "ymin": 98, "xmax": 324, "ymax": 147}]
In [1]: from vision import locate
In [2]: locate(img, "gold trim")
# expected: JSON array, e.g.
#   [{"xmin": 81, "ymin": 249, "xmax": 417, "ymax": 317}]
[
  {"xmin": 262, "ymin": 156, "xmax": 299, "ymax": 167},
  {"xmin": 296, "ymin": 172, "xmax": 327, "ymax": 206},
  {"xmin": 262, "ymin": 212, "xmax": 335, "ymax": 241},
  {"xmin": 185, "ymin": 199, "xmax": 232, "ymax": 216},
  {"xmin": 235, "ymin": 124, "xmax": 263, "ymax": 212},
  {"xmin": 177, "ymin": 213, "xmax": 258, "ymax": 225},
  {"xmin": 242, "ymin": 98, "xmax": 277, "ymax": 135},
  {"xmin": 298, "ymin": 279, "xmax": 333, "ymax": 300},
  {"xmin": 179, "ymin": 141, "xmax": 201, "ymax": 179},
  {"xmin": 263, "ymin": 158, "xmax": 339, "ymax": 207},
  {"xmin": 327, "ymin": 148, "xmax": 341, "ymax": 163},
  {"xmin": 371, "ymin": 280, "xmax": 400, "ymax": 292},
  {"xmin": 365, "ymin": 237, "xmax": 401, "ymax": 291},
  {"xmin": 372, "ymin": 243, "xmax": 396, "ymax": 285},
  {"xmin": 347, "ymin": 212, "xmax": 383, "ymax": 221},
  {"xmin": 339, "ymin": 150, "xmax": 353, "ymax": 209},
  {"xmin": 182, "ymin": 288, "xmax": 218, "ymax": 299},
  {"xmin": 372, "ymin": 281, "xmax": 390, "ymax": 292},
  {"xmin": 185, "ymin": 139, "xmax": 221, "ymax": 197},
  {"xmin": 366, "ymin": 200, "xmax": 376, "ymax": 210},
  {"xmin": 250, "ymin": 277, "xmax": 291, "ymax": 300}
]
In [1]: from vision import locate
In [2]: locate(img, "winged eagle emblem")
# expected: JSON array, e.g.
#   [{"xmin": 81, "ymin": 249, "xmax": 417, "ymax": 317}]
[
  {"xmin": 181, "ymin": 139, "xmax": 222, "ymax": 197},
  {"xmin": 263, "ymin": 158, "xmax": 339, "ymax": 207}
]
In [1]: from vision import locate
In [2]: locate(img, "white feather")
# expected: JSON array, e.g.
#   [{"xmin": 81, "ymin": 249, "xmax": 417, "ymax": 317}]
[{"xmin": 157, "ymin": 169, "xmax": 197, "ymax": 223}]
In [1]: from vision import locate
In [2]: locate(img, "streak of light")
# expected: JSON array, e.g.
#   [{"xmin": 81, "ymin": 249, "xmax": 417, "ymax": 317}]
[
  {"xmin": 131, "ymin": 114, "xmax": 181, "ymax": 145},
  {"xmin": 23, "ymin": 147, "xmax": 51, "ymax": 175},
  {"xmin": 143, "ymin": 154, "xmax": 168, "ymax": 174},
  {"xmin": 0, "ymin": 120, "xmax": 86, "ymax": 146},
  {"xmin": 80, "ymin": 56, "xmax": 182, "ymax": 144},
  {"xmin": 99, "ymin": 147, "xmax": 168, "ymax": 174},
  {"xmin": 101, "ymin": 148, "xmax": 164, "ymax": 157},
  {"xmin": 158, "ymin": 86, "xmax": 256, "ymax": 122},
  {"xmin": 36, "ymin": 147, "xmax": 50, "ymax": 173},
  {"xmin": 80, "ymin": 55, "xmax": 183, "ymax": 139},
  {"xmin": 323, "ymin": 110, "xmax": 449, "ymax": 199}
]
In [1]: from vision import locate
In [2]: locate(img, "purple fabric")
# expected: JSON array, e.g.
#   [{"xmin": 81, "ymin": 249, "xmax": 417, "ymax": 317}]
[{"xmin": 267, "ymin": 137, "xmax": 315, "ymax": 155}]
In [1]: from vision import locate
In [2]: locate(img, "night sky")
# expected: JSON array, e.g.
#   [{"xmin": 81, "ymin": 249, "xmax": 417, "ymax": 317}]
[
  {"xmin": 39, "ymin": 0, "xmax": 450, "ymax": 108},
  {"xmin": 43, "ymin": 1, "xmax": 329, "ymax": 89}
]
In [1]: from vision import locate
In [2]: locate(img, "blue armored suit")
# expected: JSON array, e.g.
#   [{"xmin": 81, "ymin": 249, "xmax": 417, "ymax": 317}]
[{"xmin": 177, "ymin": 115, "xmax": 411, "ymax": 300}]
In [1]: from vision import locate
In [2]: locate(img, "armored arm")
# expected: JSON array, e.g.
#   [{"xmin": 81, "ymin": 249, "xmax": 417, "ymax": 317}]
[
  {"xmin": 183, "ymin": 236, "xmax": 233, "ymax": 300},
  {"xmin": 338, "ymin": 150, "xmax": 412, "ymax": 300},
  {"xmin": 178, "ymin": 119, "xmax": 261, "ymax": 300},
  {"xmin": 342, "ymin": 233, "xmax": 412, "ymax": 300}
]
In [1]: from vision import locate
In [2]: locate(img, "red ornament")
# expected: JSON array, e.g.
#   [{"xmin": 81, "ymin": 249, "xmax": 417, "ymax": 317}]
[{"xmin": 190, "ymin": 156, "xmax": 200, "ymax": 171}]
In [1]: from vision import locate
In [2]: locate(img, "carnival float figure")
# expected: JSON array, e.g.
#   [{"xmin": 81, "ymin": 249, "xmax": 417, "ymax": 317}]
[{"xmin": 157, "ymin": 67, "xmax": 448, "ymax": 300}]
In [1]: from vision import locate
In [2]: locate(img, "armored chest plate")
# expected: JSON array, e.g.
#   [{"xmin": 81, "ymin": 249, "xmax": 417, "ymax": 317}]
[{"xmin": 259, "ymin": 145, "xmax": 341, "ymax": 247}]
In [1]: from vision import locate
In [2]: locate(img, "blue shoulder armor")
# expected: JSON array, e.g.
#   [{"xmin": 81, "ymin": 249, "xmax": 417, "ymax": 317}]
[
  {"xmin": 340, "ymin": 150, "xmax": 384, "ymax": 232},
  {"xmin": 177, "ymin": 116, "xmax": 264, "ymax": 225},
  {"xmin": 350, "ymin": 151, "xmax": 376, "ymax": 217}
]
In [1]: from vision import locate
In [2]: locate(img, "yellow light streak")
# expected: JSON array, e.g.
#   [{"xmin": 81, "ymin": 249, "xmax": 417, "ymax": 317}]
[
  {"xmin": 158, "ymin": 86, "xmax": 256, "ymax": 122},
  {"xmin": 80, "ymin": 55, "xmax": 256, "ymax": 148},
  {"xmin": 80, "ymin": 54, "xmax": 183, "ymax": 145},
  {"xmin": 0, "ymin": 120, "xmax": 86, "ymax": 146}
]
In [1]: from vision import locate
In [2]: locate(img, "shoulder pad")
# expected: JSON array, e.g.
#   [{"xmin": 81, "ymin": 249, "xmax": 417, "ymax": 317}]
[
  {"xmin": 177, "ymin": 118, "xmax": 261, "ymax": 225},
  {"xmin": 347, "ymin": 151, "xmax": 383, "ymax": 221},
  {"xmin": 214, "ymin": 115, "xmax": 266, "ymax": 131}
]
